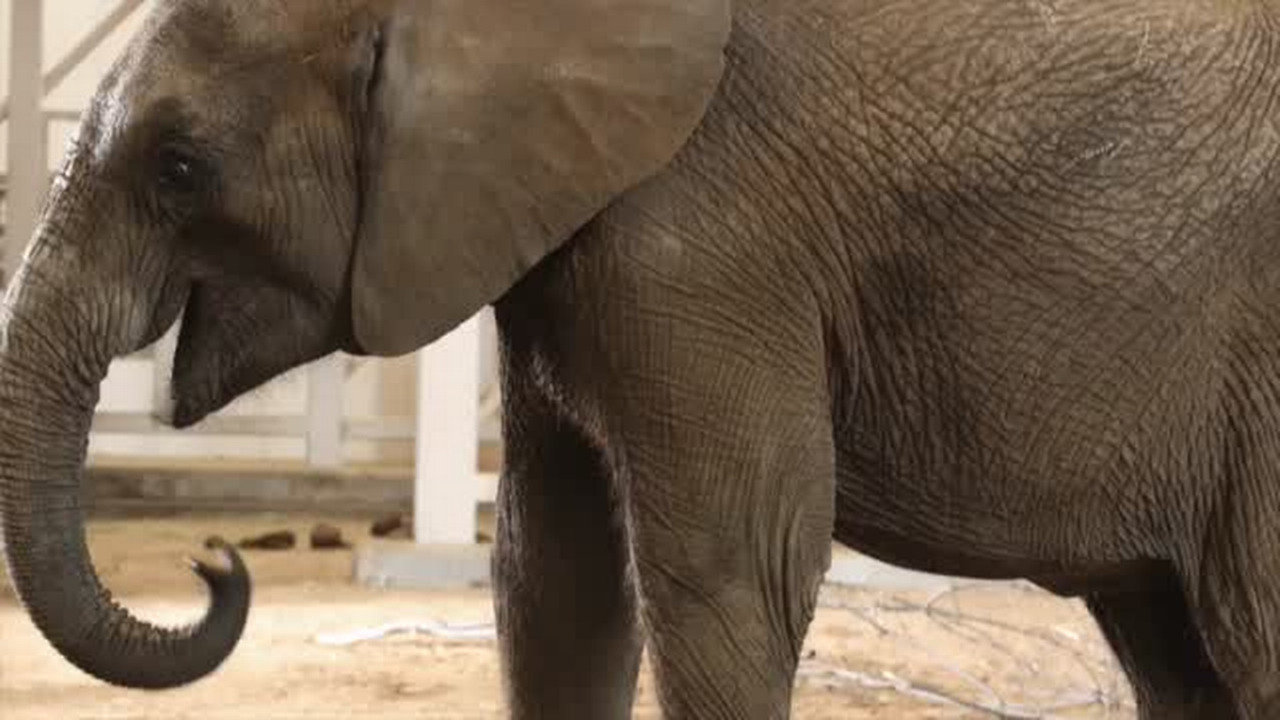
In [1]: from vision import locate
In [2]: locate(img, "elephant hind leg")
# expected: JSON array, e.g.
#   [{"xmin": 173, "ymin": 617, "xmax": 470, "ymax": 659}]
[{"xmin": 1086, "ymin": 570, "xmax": 1236, "ymax": 719}]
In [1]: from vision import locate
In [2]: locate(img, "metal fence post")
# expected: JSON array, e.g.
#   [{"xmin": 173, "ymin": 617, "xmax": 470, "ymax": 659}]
[
  {"xmin": 5, "ymin": 0, "xmax": 46, "ymax": 283},
  {"xmin": 414, "ymin": 315, "xmax": 481, "ymax": 545},
  {"xmin": 306, "ymin": 355, "xmax": 344, "ymax": 469}
]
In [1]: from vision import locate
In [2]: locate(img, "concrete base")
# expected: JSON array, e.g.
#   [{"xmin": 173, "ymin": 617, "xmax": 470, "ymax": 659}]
[
  {"xmin": 83, "ymin": 447, "xmax": 501, "ymax": 516},
  {"xmin": 355, "ymin": 539, "xmax": 493, "ymax": 590}
]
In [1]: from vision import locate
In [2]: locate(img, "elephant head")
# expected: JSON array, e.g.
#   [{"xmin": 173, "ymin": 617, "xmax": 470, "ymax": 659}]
[{"xmin": 0, "ymin": 0, "xmax": 729, "ymax": 688}]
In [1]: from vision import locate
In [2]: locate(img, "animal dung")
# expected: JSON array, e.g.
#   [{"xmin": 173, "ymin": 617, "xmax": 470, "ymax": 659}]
[
  {"xmin": 370, "ymin": 513, "xmax": 411, "ymax": 539},
  {"xmin": 310, "ymin": 523, "xmax": 351, "ymax": 550},
  {"xmin": 236, "ymin": 530, "xmax": 297, "ymax": 551}
]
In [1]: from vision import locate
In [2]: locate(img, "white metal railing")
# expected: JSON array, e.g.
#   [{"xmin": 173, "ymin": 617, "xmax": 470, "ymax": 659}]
[{"xmin": 2, "ymin": 0, "xmax": 501, "ymax": 545}]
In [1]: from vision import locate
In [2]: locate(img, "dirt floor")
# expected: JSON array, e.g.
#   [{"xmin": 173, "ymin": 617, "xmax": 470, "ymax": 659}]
[{"xmin": 0, "ymin": 513, "xmax": 1136, "ymax": 719}]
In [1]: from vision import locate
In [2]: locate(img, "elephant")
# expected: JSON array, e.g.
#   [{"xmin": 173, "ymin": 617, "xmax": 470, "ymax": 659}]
[{"xmin": 3, "ymin": 0, "xmax": 1280, "ymax": 716}]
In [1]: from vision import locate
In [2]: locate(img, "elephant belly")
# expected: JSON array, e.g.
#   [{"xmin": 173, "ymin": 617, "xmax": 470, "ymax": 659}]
[
  {"xmin": 829, "ymin": 443, "xmax": 1158, "ymax": 595},
  {"xmin": 830, "ymin": 486, "xmax": 1061, "ymax": 582}
]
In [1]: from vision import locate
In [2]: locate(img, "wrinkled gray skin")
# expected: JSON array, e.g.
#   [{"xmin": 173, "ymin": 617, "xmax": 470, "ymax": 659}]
[{"xmin": 2, "ymin": 0, "xmax": 1279, "ymax": 717}]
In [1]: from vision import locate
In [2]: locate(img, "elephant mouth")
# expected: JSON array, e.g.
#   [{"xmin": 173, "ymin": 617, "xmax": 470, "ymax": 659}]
[
  {"xmin": 155, "ymin": 279, "xmax": 343, "ymax": 430},
  {"xmin": 151, "ymin": 285, "xmax": 213, "ymax": 430},
  {"xmin": 153, "ymin": 281, "xmax": 238, "ymax": 430}
]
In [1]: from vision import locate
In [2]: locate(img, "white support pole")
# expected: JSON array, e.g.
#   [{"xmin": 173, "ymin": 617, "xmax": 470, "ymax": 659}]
[
  {"xmin": 414, "ymin": 315, "xmax": 481, "ymax": 545},
  {"xmin": 6, "ymin": 0, "xmax": 45, "ymax": 283},
  {"xmin": 306, "ymin": 355, "xmax": 344, "ymax": 469}
]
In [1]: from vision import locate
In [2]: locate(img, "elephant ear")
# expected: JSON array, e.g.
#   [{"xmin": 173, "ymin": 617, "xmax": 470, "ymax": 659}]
[{"xmin": 349, "ymin": 0, "xmax": 731, "ymax": 356}]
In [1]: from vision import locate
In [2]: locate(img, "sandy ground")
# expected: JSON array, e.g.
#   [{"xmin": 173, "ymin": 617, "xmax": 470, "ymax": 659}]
[{"xmin": 0, "ymin": 514, "xmax": 1137, "ymax": 719}]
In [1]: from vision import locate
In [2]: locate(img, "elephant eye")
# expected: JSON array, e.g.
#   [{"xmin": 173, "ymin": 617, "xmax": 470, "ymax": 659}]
[{"xmin": 155, "ymin": 146, "xmax": 204, "ymax": 195}]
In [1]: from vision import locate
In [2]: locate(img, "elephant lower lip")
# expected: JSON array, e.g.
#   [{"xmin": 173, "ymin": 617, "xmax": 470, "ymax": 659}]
[
  {"xmin": 169, "ymin": 403, "xmax": 208, "ymax": 429},
  {"xmin": 167, "ymin": 368, "xmax": 214, "ymax": 430},
  {"xmin": 158, "ymin": 289, "xmax": 222, "ymax": 430}
]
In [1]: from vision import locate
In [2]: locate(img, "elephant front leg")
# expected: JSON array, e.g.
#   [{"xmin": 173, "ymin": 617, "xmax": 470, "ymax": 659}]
[
  {"xmin": 492, "ymin": 367, "xmax": 642, "ymax": 720},
  {"xmin": 614, "ymin": 362, "xmax": 836, "ymax": 719}
]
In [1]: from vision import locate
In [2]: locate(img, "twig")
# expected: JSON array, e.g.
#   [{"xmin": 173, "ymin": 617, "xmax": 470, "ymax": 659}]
[
  {"xmin": 817, "ymin": 587, "xmax": 1135, "ymax": 715},
  {"xmin": 798, "ymin": 662, "xmax": 1104, "ymax": 719},
  {"xmin": 314, "ymin": 619, "xmax": 496, "ymax": 646},
  {"xmin": 906, "ymin": 598, "xmax": 1115, "ymax": 700},
  {"xmin": 819, "ymin": 598, "xmax": 892, "ymax": 636},
  {"xmin": 819, "ymin": 597, "xmax": 1008, "ymax": 709}
]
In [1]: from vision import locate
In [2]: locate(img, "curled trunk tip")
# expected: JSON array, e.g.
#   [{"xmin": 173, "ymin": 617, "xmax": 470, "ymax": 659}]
[
  {"xmin": 3, "ymin": 521, "xmax": 252, "ymax": 690},
  {"xmin": 91, "ymin": 538, "xmax": 250, "ymax": 690}
]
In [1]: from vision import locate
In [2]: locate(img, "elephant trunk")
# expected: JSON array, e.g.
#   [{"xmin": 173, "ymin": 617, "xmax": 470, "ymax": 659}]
[{"xmin": 0, "ymin": 239, "xmax": 250, "ymax": 689}]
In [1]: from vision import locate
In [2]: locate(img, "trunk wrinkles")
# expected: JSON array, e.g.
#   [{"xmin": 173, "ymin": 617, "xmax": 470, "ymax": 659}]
[{"xmin": 0, "ymin": 267, "xmax": 251, "ymax": 689}]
